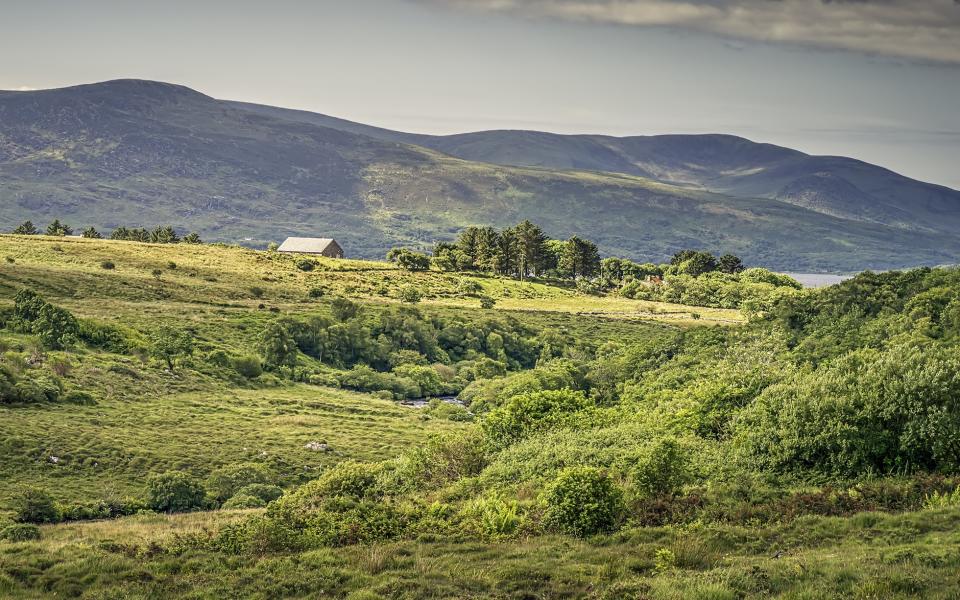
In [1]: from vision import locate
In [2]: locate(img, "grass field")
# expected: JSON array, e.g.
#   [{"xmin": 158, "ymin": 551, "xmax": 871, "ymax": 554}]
[
  {"xmin": 7, "ymin": 235, "xmax": 956, "ymax": 599},
  {"xmin": 2, "ymin": 506, "xmax": 959, "ymax": 598}
]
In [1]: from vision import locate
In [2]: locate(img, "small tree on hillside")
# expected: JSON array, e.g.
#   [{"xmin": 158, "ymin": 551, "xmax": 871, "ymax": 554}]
[
  {"xmin": 150, "ymin": 225, "xmax": 180, "ymax": 244},
  {"xmin": 81, "ymin": 226, "xmax": 102, "ymax": 239},
  {"xmin": 149, "ymin": 325, "xmax": 194, "ymax": 370},
  {"xmin": 46, "ymin": 220, "xmax": 72, "ymax": 237},
  {"xmin": 181, "ymin": 232, "xmax": 202, "ymax": 244},
  {"xmin": 13, "ymin": 221, "xmax": 39, "ymax": 235},
  {"xmin": 259, "ymin": 321, "xmax": 298, "ymax": 373}
]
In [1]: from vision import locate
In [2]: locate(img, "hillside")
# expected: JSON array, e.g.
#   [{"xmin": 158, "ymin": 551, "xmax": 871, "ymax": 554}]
[
  {"xmin": 0, "ymin": 80, "xmax": 958, "ymax": 271},
  {"xmin": 3, "ymin": 234, "xmax": 960, "ymax": 598}
]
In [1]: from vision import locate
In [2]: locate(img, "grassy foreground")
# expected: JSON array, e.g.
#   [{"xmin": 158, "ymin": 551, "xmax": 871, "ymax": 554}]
[
  {"xmin": 3, "ymin": 235, "xmax": 959, "ymax": 599},
  {"xmin": 2, "ymin": 507, "xmax": 959, "ymax": 598}
]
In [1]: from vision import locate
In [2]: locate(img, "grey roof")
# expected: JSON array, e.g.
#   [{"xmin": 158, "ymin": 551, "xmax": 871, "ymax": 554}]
[{"xmin": 277, "ymin": 237, "xmax": 337, "ymax": 253}]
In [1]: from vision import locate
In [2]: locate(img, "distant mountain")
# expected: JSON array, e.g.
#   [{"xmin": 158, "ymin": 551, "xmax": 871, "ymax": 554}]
[
  {"xmin": 1, "ymin": 79, "xmax": 958, "ymax": 271},
  {"xmin": 235, "ymin": 101, "xmax": 960, "ymax": 235}
]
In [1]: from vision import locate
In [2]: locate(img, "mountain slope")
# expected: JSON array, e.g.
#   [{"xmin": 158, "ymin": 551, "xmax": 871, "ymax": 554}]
[
  {"xmin": 238, "ymin": 101, "xmax": 960, "ymax": 236},
  {"xmin": 1, "ymin": 79, "xmax": 958, "ymax": 271}
]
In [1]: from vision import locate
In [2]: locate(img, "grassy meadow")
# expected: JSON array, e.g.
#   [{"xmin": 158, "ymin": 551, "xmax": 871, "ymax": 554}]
[{"xmin": 2, "ymin": 234, "xmax": 960, "ymax": 599}]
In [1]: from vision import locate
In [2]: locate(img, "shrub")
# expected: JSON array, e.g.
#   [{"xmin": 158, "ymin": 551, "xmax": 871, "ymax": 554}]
[
  {"xmin": 249, "ymin": 286, "xmax": 265, "ymax": 299},
  {"xmin": 232, "ymin": 355, "xmax": 263, "ymax": 379},
  {"xmin": 544, "ymin": 466, "xmax": 624, "ymax": 536},
  {"xmin": 146, "ymin": 472, "xmax": 207, "ymax": 513},
  {"xmin": 11, "ymin": 487, "xmax": 60, "ymax": 523},
  {"xmin": 465, "ymin": 494, "xmax": 525, "ymax": 538},
  {"xmin": 304, "ymin": 461, "xmax": 383, "ymax": 501},
  {"xmin": 479, "ymin": 296, "xmax": 496, "ymax": 309},
  {"xmin": 100, "ymin": 260, "xmax": 115, "ymax": 270},
  {"xmin": 167, "ymin": 261, "xmax": 177, "ymax": 270},
  {"xmin": 296, "ymin": 259, "xmax": 317, "ymax": 272},
  {"xmin": 398, "ymin": 286, "xmax": 422, "ymax": 304},
  {"xmin": 481, "ymin": 389, "xmax": 594, "ymax": 450},
  {"xmin": 62, "ymin": 390, "xmax": 97, "ymax": 405},
  {"xmin": 223, "ymin": 494, "xmax": 267, "ymax": 509},
  {"xmin": 0, "ymin": 523, "xmax": 41, "ymax": 542},
  {"xmin": 235, "ymin": 483, "xmax": 284, "ymax": 503},
  {"xmin": 632, "ymin": 438, "xmax": 692, "ymax": 498},
  {"xmin": 308, "ymin": 287, "xmax": 325, "ymax": 298},
  {"xmin": 206, "ymin": 463, "xmax": 273, "ymax": 503}
]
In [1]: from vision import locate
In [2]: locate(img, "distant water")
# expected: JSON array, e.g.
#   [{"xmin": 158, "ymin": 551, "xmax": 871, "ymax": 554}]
[{"xmin": 782, "ymin": 273, "xmax": 851, "ymax": 288}]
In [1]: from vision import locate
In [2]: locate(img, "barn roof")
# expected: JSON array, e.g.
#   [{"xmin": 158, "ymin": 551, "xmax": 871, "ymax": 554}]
[{"xmin": 277, "ymin": 237, "xmax": 338, "ymax": 253}]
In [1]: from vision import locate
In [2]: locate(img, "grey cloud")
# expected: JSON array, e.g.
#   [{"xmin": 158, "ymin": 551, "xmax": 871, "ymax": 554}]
[{"xmin": 419, "ymin": 0, "xmax": 960, "ymax": 64}]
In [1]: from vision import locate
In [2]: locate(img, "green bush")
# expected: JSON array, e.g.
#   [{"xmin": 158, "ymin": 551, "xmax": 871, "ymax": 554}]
[
  {"xmin": 62, "ymin": 390, "xmax": 97, "ymax": 405},
  {"xmin": 296, "ymin": 259, "xmax": 317, "ymax": 272},
  {"xmin": 232, "ymin": 355, "xmax": 263, "ymax": 379},
  {"xmin": 481, "ymin": 388, "xmax": 594, "ymax": 449},
  {"xmin": 544, "ymin": 466, "xmax": 624, "ymax": 536},
  {"xmin": 631, "ymin": 438, "xmax": 692, "ymax": 498},
  {"xmin": 146, "ymin": 472, "xmax": 207, "ymax": 513},
  {"xmin": 398, "ymin": 286, "xmax": 422, "ymax": 304},
  {"xmin": 0, "ymin": 523, "xmax": 41, "ymax": 542},
  {"xmin": 206, "ymin": 463, "xmax": 273, "ymax": 503},
  {"xmin": 235, "ymin": 483, "xmax": 284, "ymax": 503},
  {"xmin": 11, "ymin": 487, "xmax": 60, "ymax": 524},
  {"xmin": 100, "ymin": 260, "xmax": 115, "ymax": 270},
  {"xmin": 223, "ymin": 494, "xmax": 267, "ymax": 509},
  {"xmin": 464, "ymin": 494, "xmax": 525, "ymax": 538},
  {"xmin": 300, "ymin": 462, "xmax": 383, "ymax": 501}
]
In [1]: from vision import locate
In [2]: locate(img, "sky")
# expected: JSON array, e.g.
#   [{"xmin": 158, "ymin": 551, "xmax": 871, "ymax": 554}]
[{"xmin": 1, "ymin": 0, "xmax": 958, "ymax": 188}]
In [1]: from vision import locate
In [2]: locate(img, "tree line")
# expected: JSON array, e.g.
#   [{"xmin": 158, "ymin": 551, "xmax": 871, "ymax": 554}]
[
  {"xmin": 387, "ymin": 220, "xmax": 746, "ymax": 285},
  {"xmin": 11, "ymin": 220, "xmax": 201, "ymax": 244}
]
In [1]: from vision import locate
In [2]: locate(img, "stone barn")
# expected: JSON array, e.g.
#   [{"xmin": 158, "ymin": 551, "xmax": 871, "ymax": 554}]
[{"xmin": 277, "ymin": 237, "xmax": 344, "ymax": 258}]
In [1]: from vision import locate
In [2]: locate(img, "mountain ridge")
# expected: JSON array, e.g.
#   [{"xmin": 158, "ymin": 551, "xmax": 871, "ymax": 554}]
[{"xmin": 1, "ymin": 79, "xmax": 958, "ymax": 272}]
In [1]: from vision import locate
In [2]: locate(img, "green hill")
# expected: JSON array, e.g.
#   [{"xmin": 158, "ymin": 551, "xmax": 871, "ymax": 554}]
[
  {"xmin": 1, "ymin": 80, "xmax": 958, "ymax": 271},
  {"xmin": 3, "ymin": 230, "xmax": 960, "ymax": 598}
]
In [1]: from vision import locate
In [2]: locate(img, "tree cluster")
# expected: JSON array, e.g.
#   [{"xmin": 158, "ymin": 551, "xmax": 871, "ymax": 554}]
[
  {"xmin": 430, "ymin": 220, "xmax": 601, "ymax": 280},
  {"xmin": 10, "ymin": 220, "xmax": 201, "ymax": 244}
]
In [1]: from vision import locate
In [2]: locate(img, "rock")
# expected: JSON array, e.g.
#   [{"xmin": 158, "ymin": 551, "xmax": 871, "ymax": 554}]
[{"xmin": 304, "ymin": 441, "xmax": 331, "ymax": 452}]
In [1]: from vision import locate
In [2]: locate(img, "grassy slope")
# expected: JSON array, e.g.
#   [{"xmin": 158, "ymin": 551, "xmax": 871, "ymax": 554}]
[
  {"xmin": 2, "ymin": 507, "xmax": 959, "ymax": 598},
  {"xmin": 4, "ymin": 237, "xmax": 959, "ymax": 598},
  {"xmin": 0, "ymin": 235, "xmax": 694, "ymax": 507}
]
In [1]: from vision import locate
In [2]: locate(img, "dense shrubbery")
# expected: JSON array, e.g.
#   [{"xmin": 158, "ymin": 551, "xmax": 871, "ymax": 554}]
[
  {"xmin": 146, "ymin": 472, "xmax": 208, "ymax": 513},
  {"xmin": 257, "ymin": 304, "xmax": 552, "ymax": 398}
]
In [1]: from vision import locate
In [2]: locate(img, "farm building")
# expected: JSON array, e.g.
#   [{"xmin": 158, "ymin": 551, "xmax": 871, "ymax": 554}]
[{"xmin": 277, "ymin": 237, "xmax": 344, "ymax": 258}]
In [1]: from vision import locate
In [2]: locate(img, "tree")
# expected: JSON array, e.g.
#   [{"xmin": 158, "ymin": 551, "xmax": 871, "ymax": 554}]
[
  {"xmin": 45, "ymin": 219, "xmax": 72, "ymax": 236},
  {"xmin": 259, "ymin": 321, "xmax": 298, "ymax": 372},
  {"xmin": 679, "ymin": 251, "xmax": 717, "ymax": 277},
  {"xmin": 81, "ymin": 226, "xmax": 102, "ymax": 239},
  {"xmin": 33, "ymin": 304, "xmax": 80, "ymax": 349},
  {"xmin": 149, "ymin": 325, "xmax": 193, "ymax": 370},
  {"xmin": 13, "ymin": 221, "xmax": 39, "ymax": 235},
  {"xmin": 718, "ymin": 253, "xmax": 744, "ymax": 274},
  {"xmin": 396, "ymin": 250, "xmax": 431, "ymax": 272},
  {"xmin": 182, "ymin": 232, "xmax": 202, "ymax": 244},
  {"xmin": 11, "ymin": 487, "xmax": 59, "ymax": 523},
  {"xmin": 330, "ymin": 297, "xmax": 360, "ymax": 321},
  {"xmin": 511, "ymin": 220, "xmax": 550, "ymax": 279},
  {"xmin": 559, "ymin": 236, "xmax": 601, "ymax": 280},
  {"xmin": 150, "ymin": 225, "xmax": 179, "ymax": 244}
]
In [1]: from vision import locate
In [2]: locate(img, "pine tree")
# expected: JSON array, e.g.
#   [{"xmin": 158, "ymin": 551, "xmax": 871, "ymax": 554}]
[
  {"xmin": 12, "ymin": 221, "xmax": 39, "ymax": 235},
  {"xmin": 81, "ymin": 227, "xmax": 102, "ymax": 239},
  {"xmin": 45, "ymin": 220, "xmax": 72, "ymax": 236}
]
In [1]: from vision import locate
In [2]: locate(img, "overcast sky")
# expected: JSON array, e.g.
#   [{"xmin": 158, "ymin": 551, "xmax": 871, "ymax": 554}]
[{"xmin": 2, "ymin": 0, "xmax": 958, "ymax": 188}]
